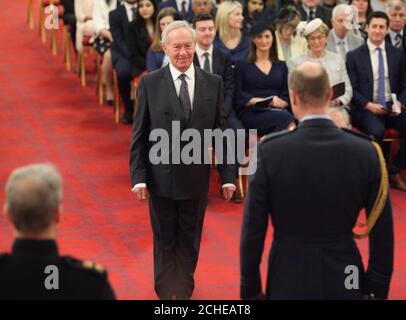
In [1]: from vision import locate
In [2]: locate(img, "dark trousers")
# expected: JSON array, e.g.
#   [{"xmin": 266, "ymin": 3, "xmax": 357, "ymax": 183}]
[
  {"xmin": 63, "ymin": 14, "xmax": 76, "ymax": 54},
  {"xmin": 353, "ymin": 109, "xmax": 406, "ymax": 171},
  {"xmin": 148, "ymin": 195, "xmax": 207, "ymax": 299},
  {"xmin": 113, "ymin": 58, "xmax": 133, "ymax": 118}
]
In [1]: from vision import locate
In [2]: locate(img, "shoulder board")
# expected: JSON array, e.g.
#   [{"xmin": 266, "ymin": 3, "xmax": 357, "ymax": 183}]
[
  {"xmin": 260, "ymin": 127, "xmax": 297, "ymax": 144},
  {"xmin": 61, "ymin": 256, "xmax": 107, "ymax": 278},
  {"xmin": 0, "ymin": 253, "xmax": 9, "ymax": 263},
  {"xmin": 341, "ymin": 128, "xmax": 375, "ymax": 141}
]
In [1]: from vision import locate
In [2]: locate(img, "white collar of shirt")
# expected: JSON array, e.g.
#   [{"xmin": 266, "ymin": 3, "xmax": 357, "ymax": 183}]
[
  {"xmin": 123, "ymin": 2, "xmax": 137, "ymax": 22},
  {"xmin": 389, "ymin": 29, "xmax": 403, "ymax": 42},
  {"xmin": 169, "ymin": 62, "xmax": 195, "ymax": 82},
  {"xmin": 367, "ymin": 38, "xmax": 385, "ymax": 53},
  {"xmin": 332, "ymin": 30, "xmax": 348, "ymax": 45},
  {"xmin": 302, "ymin": 4, "xmax": 316, "ymax": 16},
  {"xmin": 195, "ymin": 44, "xmax": 213, "ymax": 58},
  {"xmin": 176, "ymin": 0, "xmax": 190, "ymax": 12},
  {"xmin": 301, "ymin": 115, "xmax": 331, "ymax": 122}
]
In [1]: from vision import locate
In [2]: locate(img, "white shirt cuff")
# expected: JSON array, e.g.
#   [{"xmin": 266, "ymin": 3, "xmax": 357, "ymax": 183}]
[
  {"xmin": 132, "ymin": 183, "xmax": 146, "ymax": 192},
  {"xmin": 222, "ymin": 183, "xmax": 236, "ymax": 190}
]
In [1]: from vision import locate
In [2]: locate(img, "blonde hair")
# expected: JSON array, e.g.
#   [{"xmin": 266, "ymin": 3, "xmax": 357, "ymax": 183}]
[
  {"xmin": 305, "ymin": 23, "xmax": 330, "ymax": 40},
  {"xmin": 215, "ymin": 1, "xmax": 243, "ymax": 44}
]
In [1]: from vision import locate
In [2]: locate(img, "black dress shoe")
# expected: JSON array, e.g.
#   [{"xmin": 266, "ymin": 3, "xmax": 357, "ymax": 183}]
[
  {"xmin": 106, "ymin": 99, "xmax": 113, "ymax": 107},
  {"xmin": 120, "ymin": 116, "xmax": 133, "ymax": 125},
  {"xmin": 231, "ymin": 188, "xmax": 242, "ymax": 203}
]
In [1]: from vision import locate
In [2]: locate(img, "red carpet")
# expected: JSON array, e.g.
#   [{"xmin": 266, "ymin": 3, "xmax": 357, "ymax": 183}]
[{"xmin": 0, "ymin": 1, "xmax": 405, "ymax": 299}]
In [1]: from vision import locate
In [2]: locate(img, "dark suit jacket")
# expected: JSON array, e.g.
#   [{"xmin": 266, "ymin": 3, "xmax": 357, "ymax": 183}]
[
  {"xmin": 346, "ymin": 43, "xmax": 406, "ymax": 112},
  {"xmin": 193, "ymin": 47, "xmax": 234, "ymax": 117},
  {"xmin": 109, "ymin": 5, "xmax": 130, "ymax": 64},
  {"xmin": 130, "ymin": 65, "xmax": 235, "ymax": 199},
  {"xmin": 240, "ymin": 119, "xmax": 394, "ymax": 299},
  {"xmin": 0, "ymin": 239, "xmax": 116, "ymax": 299},
  {"xmin": 159, "ymin": 0, "xmax": 194, "ymax": 22},
  {"xmin": 128, "ymin": 20, "xmax": 150, "ymax": 77},
  {"xmin": 297, "ymin": 5, "xmax": 332, "ymax": 28}
]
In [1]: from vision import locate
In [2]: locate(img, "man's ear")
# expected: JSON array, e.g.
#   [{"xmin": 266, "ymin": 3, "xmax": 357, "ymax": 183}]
[{"xmin": 327, "ymin": 87, "xmax": 333, "ymax": 101}]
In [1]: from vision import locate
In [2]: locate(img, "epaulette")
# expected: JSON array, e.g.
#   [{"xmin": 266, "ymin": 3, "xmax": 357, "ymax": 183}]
[
  {"xmin": 0, "ymin": 253, "xmax": 9, "ymax": 263},
  {"xmin": 61, "ymin": 256, "xmax": 107, "ymax": 278},
  {"xmin": 260, "ymin": 127, "xmax": 297, "ymax": 144},
  {"xmin": 341, "ymin": 128, "xmax": 375, "ymax": 141}
]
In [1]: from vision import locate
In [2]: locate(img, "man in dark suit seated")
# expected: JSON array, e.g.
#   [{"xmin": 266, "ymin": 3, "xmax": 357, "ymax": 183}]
[
  {"xmin": 385, "ymin": 0, "xmax": 406, "ymax": 49},
  {"xmin": 297, "ymin": 0, "xmax": 332, "ymax": 28},
  {"xmin": 110, "ymin": 0, "xmax": 138, "ymax": 124},
  {"xmin": 192, "ymin": 13, "xmax": 243, "ymax": 202},
  {"xmin": 0, "ymin": 164, "xmax": 116, "ymax": 299},
  {"xmin": 130, "ymin": 20, "xmax": 236, "ymax": 299},
  {"xmin": 159, "ymin": 0, "xmax": 195, "ymax": 22},
  {"xmin": 346, "ymin": 11, "xmax": 406, "ymax": 191},
  {"xmin": 240, "ymin": 61, "xmax": 394, "ymax": 300}
]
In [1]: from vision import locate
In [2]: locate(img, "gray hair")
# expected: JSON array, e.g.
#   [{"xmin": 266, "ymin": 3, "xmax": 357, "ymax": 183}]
[
  {"xmin": 161, "ymin": 20, "xmax": 196, "ymax": 46},
  {"xmin": 386, "ymin": 0, "xmax": 406, "ymax": 11},
  {"xmin": 332, "ymin": 4, "xmax": 354, "ymax": 19},
  {"xmin": 5, "ymin": 163, "xmax": 63, "ymax": 233}
]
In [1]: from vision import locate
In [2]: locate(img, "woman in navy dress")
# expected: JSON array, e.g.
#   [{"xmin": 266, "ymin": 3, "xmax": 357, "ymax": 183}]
[
  {"xmin": 214, "ymin": 1, "xmax": 250, "ymax": 65},
  {"xmin": 234, "ymin": 23, "xmax": 295, "ymax": 136}
]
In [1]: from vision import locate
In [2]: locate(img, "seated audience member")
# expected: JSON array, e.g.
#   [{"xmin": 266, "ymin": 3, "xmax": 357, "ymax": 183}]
[
  {"xmin": 274, "ymin": 5, "xmax": 307, "ymax": 61},
  {"xmin": 234, "ymin": 23, "xmax": 296, "ymax": 136},
  {"xmin": 93, "ymin": 0, "xmax": 118, "ymax": 105},
  {"xmin": 214, "ymin": 1, "xmax": 250, "ymax": 65},
  {"xmin": 322, "ymin": 0, "xmax": 338, "ymax": 10},
  {"xmin": 0, "ymin": 164, "xmax": 116, "ymax": 300},
  {"xmin": 242, "ymin": 0, "xmax": 266, "ymax": 36},
  {"xmin": 349, "ymin": 0, "xmax": 374, "ymax": 40},
  {"xmin": 327, "ymin": 4, "xmax": 365, "ymax": 61},
  {"xmin": 288, "ymin": 18, "xmax": 353, "ymax": 110},
  {"xmin": 346, "ymin": 11, "xmax": 406, "ymax": 191},
  {"xmin": 109, "ymin": 0, "xmax": 139, "ymax": 124},
  {"xmin": 297, "ymin": 0, "xmax": 332, "ymax": 28},
  {"xmin": 193, "ymin": 13, "xmax": 244, "ymax": 202},
  {"xmin": 385, "ymin": 0, "xmax": 406, "ymax": 49},
  {"xmin": 159, "ymin": 0, "xmax": 195, "ymax": 22},
  {"xmin": 61, "ymin": 0, "xmax": 77, "ymax": 54},
  {"xmin": 75, "ymin": 0, "xmax": 96, "ymax": 53},
  {"xmin": 128, "ymin": 0, "xmax": 157, "ymax": 80},
  {"xmin": 372, "ymin": 0, "xmax": 390, "ymax": 12},
  {"xmin": 192, "ymin": 0, "xmax": 216, "ymax": 17},
  {"xmin": 146, "ymin": 8, "xmax": 181, "ymax": 72}
]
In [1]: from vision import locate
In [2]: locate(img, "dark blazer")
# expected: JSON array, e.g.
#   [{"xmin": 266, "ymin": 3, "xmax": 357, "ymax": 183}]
[
  {"xmin": 297, "ymin": 5, "xmax": 332, "ymax": 28},
  {"xmin": 109, "ymin": 5, "xmax": 130, "ymax": 64},
  {"xmin": 130, "ymin": 65, "xmax": 235, "ymax": 199},
  {"xmin": 193, "ymin": 47, "xmax": 234, "ymax": 117},
  {"xmin": 346, "ymin": 43, "xmax": 406, "ymax": 111},
  {"xmin": 159, "ymin": 0, "xmax": 194, "ymax": 22},
  {"xmin": 0, "ymin": 239, "xmax": 116, "ymax": 299},
  {"xmin": 240, "ymin": 119, "xmax": 394, "ymax": 300},
  {"xmin": 128, "ymin": 19, "xmax": 151, "ymax": 77}
]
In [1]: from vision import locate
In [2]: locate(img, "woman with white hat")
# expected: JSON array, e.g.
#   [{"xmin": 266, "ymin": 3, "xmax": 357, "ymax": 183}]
[{"xmin": 287, "ymin": 18, "xmax": 353, "ymax": 125}]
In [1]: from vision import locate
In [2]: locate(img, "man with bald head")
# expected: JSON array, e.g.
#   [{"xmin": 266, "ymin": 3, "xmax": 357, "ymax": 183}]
[{"xmin": 240, "ymin": 62, "xmax": 394, "ymax": 300}]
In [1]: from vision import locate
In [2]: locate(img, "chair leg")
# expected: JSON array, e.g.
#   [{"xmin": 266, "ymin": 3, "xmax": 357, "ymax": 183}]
[
  {"xmin": 113, "ymin": 71, "xmax": 120, "ymax": 123},
  {"xmin": 238, "ymin": 169, "xmax": 245, "ymax": 199},
  {"xmin": 96, "ymin": 60, "xmax": 104, "ymax": 105},
  {"xmin": 80, "ymin": 50, "xmax": 86, "ymax": 86},
  {"xmin": 63, "ymin": 27, "xmax": 72, "ymax": 71},
  {"xmin": 51, "ymin": 28, "xmax": 57, "ymax": 55},
  {"xmin": 39, "ymin": 1, "xmax": 46, "ymax": 43},
  {"xmin": 28, "ymin": 0, "xmax": 34, "ymax": 29}
]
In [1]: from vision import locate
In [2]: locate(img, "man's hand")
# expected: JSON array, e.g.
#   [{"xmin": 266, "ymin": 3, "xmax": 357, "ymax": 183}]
[
  {"xmin": 222, "ymin": 186, "xmax": 236, "ymax": 200},
  {"xmin": 366, "ymin": 102, "xmax": 389, "ymax": 115},
  {"xmin": 132, "ymin": 186, "xmax": 148, "ymax": 201}
]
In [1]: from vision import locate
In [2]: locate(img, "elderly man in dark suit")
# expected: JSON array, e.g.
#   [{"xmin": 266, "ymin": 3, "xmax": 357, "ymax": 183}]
[
  {"xmin": 192, "ymin": 13, "xmax": 243, "ymax": 202},
  {"xmin": 109, "ymin": 0, "xmax": 137, "ymax": 124},
  {"xmin": 384, "ymin": 0, "xmax": 406, "ymax": 49},
  {"xmin": 130, "ymin": 20, "xmax": 236, "ymax": 300},
  {"xmin": 0, "ymin": 164, "xmax": 116, "ymax": 299},
  {"xmin": 240, "ymin": 61, "xmax": 394, "ymax": 300},
  {"xmin": 346, "ymin": 11, "xmax": 406, "ymax": 191}
]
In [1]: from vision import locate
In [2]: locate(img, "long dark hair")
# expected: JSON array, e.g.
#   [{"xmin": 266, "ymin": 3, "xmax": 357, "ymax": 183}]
[
  {"xmin": 135, "ymin": 0, "xmax": 158, "ymax": 27},
  {"xmin": 248, "ymin": 26, "xmax": 279, "ymax": 64}
]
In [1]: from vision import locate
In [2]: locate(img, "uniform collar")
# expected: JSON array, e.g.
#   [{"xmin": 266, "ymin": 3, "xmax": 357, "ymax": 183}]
[
  {"xmin": 12, "ymin": 239, "xmax": 58, "ymax": 257},
  {"xmin": 169, "ymin": 62, "xmax": 195, "ymax": 81}
]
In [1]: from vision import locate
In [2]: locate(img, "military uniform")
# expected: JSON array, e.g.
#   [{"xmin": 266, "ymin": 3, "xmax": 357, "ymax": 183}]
[
  {"xmin": 240, "ymin": 117, "xmax": 394, "ymax": 300},
  {"xmin": 0, "ymin": 239, "xmax": 116, "ymax": 299}
]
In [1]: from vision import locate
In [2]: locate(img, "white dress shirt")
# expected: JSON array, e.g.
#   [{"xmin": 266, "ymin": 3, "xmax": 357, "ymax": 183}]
[
  {"xmin": 195, "ymin": 44, "xmax": 213, "ymax": 73},
  {"xmin": 176, "ymin": 0, "xmax": 190, "ymax": 13},
  {"xmin": 332, "ymin": 30, "xmax": 349, "ymax": 55},
  {"xmin": 389, "ymin": 29, "xmax": 403, "ymax": 47},
  {"xmin": 93, "ymin": 0, "xmax": 117, "ymax": 35},
  {"xmin": 123, "ymin": 1, "xmax": 138, "ymax": 22},
  {"xmin": 169, "ymin": 62, "xmax": 195, "ymax": 108},
  {"xmin": 367, "ymin": 39, "xmax": 392, "ymax": 103}
]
